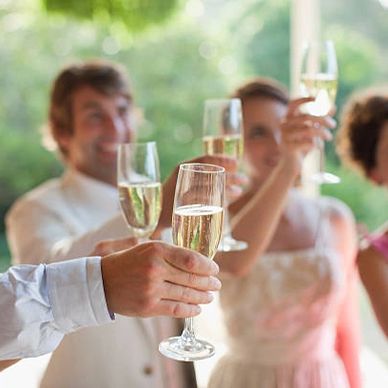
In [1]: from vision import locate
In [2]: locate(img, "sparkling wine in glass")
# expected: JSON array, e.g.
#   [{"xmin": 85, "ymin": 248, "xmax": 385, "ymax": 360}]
[
  {"xmin": 203, "ymin": 98, "xmax": 248, "ymax": 252},
  {"xmin": 159, "ymin": 163, "xmax": 225, "ymax": 361},
  {"xmin": 117, "ymin": 142, "xmax": 162, "ymax": 239},
  {"xmin": 300, "ymin": 40, "xmax": 340, "ymax": 185}
]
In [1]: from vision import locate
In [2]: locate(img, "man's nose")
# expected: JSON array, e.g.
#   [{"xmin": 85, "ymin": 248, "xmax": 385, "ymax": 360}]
[{"xmin": 106, "ymin": 116, "xmax": 129, "ymax": 138}]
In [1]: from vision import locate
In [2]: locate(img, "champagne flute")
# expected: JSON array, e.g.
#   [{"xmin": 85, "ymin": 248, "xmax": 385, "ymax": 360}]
[
  {"xmin": 117, "ymin": 142, "xmax": 162, "ymax": 239},
  {"xmin": 159, "ymin": 163, "xmax": 225, "ymax": 361},
  {"xmin": 202, "ymin": 98, "xmax": 248, "ymax": 251},
  {"xmin": 300, "ymin": 40, "xmax": 341, "ymax": 184}
]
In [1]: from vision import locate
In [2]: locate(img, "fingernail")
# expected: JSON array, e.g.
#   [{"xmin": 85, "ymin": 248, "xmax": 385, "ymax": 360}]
[
  {"xmin": 237, "ymin": 173, "xmax": 249, "ymax": 183},
  {"xmin": 210, "ymin": 276, "xmax": 222, "ymax": 290},
  {"xmin": 324, "ymin": 129, "xmax": 333, "ymax": 141},
  {"xmin": 192, "ymin": 305, "xmax": 202, "ymax": 315},
  {"xmin": 207, "ymin": 292, "xmax": 215, "ymax": 302},
  {"xmin": 210, "ymin": 260, "xmax": 219, "ymax": 273}
]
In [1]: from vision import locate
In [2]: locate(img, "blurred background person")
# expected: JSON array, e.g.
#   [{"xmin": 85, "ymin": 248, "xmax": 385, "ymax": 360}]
[
  {"xmin": 337, "ymin": 87, "xmax": 388, "ymax": 338},
  {"xmin": 5, "ymin": 59, "xmax": 238, "ymax": 388},
  {"xmin": 208, "ymin": 78, "xmax": 361, "ymax": 388}
]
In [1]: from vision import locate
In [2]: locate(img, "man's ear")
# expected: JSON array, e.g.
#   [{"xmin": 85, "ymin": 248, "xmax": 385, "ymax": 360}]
[{"xmin": 55, "ymin": 131, "xmax": 71, "ymax": 155}]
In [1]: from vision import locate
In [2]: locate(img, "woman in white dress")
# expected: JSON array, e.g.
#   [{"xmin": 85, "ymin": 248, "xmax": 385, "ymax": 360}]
[{"xmin": 209, "ymin": 78, "xmax": 361, "ymax": 388}]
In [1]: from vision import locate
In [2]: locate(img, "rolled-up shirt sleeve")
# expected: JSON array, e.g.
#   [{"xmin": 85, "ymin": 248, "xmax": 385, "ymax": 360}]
[{"xmin": 0, "ymin": 257, "xmax": 113, "ymax": 360}]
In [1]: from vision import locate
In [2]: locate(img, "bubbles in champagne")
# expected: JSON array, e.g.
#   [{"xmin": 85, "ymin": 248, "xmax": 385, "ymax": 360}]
[
  {"xmin": 119, "ymin": 182, "xmax": 162, "ymax": 238},
  {"xmin": 203, "ymin": 134, "xmax": 243, "ymax": 160},
  {"xmin": 300, "ymin": 73, "xmax": 338, "ymax": 116},
  {"xmin": 173, "ymin": 204, "xmax": 224, "ymax": 259}
]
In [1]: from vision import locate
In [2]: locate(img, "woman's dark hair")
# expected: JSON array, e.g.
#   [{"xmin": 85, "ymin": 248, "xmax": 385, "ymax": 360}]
[{"xmin": 337, "ymin": 87, "xmax": 388, "ymax": 177}]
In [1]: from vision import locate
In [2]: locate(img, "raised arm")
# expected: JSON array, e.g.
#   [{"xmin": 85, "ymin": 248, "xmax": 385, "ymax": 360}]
[
  {"xmin": 358, "ymin": 232, "xmax": 388, "ymax": 337},
  {"xmin": 216, "ymin": 98, "xmax": 335, "ymax": 276},
  {"xmin": 6, "ymin": 201, "xmax": 129, "ymax": 264}
]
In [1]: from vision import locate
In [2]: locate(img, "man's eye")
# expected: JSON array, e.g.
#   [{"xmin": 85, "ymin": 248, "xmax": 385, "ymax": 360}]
[
  {"xmin": 88, "ymin": 112, "xmax": 103, "ymax": 121},
  {"xmin": 118, "ymin": 107, "xmax": 129, "ymax": 116},
  {"xmin": 249, "ymin": 127, "xmax": 266, "ymax": 138}
]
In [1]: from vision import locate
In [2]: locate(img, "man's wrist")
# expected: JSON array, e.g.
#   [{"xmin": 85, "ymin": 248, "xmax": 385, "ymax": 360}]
[{"xmin": 46, "ymin": 257, "xmax": 113, "ymax": 334}]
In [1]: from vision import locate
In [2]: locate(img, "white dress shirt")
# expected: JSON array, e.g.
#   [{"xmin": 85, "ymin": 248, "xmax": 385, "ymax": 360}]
[
  {"xmin": 6, "ymin": 168, "xmax": 190, "ymax": 388},
  {"xmin": 0, "ymin": 257, "xmax": 112, "ymax": 360}
]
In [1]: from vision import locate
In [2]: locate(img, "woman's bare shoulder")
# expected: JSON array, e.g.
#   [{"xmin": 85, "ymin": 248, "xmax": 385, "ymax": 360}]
[{"xmin": 319, "ymin": 196, "xmax": 355, "ymax": 226}]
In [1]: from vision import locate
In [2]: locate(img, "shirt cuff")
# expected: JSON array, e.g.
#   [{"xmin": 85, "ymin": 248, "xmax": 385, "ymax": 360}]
[{"xmin": 46, "ymin": 257, "xmax": 113, "ymax": 334}]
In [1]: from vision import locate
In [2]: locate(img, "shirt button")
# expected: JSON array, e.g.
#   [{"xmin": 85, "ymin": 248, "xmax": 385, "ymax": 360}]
[{"xmin": 143, "ymin": 365, "xmax": 154, "ymax": 375}]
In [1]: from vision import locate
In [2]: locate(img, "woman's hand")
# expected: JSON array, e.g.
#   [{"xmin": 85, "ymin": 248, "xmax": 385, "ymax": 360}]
[{"xmin": 280, "ymin": 97, "xmax": 336, "ymax": 174}]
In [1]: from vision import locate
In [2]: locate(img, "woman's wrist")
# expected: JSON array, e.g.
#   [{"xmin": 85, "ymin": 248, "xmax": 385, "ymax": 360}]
[{"xmin": 277, "ymin": 153, "xmax": 301, "ymax": 180}]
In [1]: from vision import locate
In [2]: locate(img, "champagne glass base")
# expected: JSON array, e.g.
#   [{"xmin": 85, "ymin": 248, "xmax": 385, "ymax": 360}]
[
  {"xmin": 310, "ymin": 172, "xmax": 341, "ymax": 185},
  {"xmin": 217, "ymin": 235, "xmax": 248, "ymax": 252},
  {"xmin": 159, "ymin": 336, "xmax": 215, "ymax": 361}
]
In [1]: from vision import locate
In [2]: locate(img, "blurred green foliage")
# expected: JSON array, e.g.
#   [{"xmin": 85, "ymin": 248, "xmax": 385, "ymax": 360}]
[
  {"xmin": 0, "ymin": 0, "xmax": 387, "ymax": 269},
  {"xmin": 43, "ymin": 0, "xmax": 181, "ymax": 33}
]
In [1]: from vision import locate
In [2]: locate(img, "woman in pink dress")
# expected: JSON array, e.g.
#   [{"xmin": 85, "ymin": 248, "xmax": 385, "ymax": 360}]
[
  {"xmin": 337, "ymin": 88, "xmax": 388, "ymax": 337},
  {"xmin": 209, "ymin": 78, "xmax": 361, "ymax": 388}
]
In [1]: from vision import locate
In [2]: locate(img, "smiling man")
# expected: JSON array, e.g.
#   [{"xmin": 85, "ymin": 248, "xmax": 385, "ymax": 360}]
[{"xmin": 5, "ymin": 60, "xmax": 198, "ymax": 388}]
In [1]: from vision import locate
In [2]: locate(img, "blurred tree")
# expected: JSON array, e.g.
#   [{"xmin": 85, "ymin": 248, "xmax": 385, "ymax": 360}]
[
  {"xmin": 229, "ymin": 0, "xmax": 290, "ymax": 86},
  {"xmin": 42, "ymin": 0, "xmax": 181, "ymax": 33},
  {"xmin": 0, "ymin": 5, "xmax": 229, "ymax": 241}
]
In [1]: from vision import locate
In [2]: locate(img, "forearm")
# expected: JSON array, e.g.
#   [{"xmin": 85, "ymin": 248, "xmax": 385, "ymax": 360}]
[
  {"xmin": 358, "ymin": 248, "xmax": 388, "ymax": 337},
  {"xmin": 8, "ymin": 210, "xmax": 129, "ymax": 264},
  {"xmin": 0, "ymin": 258, "xmax": 112, "ymax": 360},
  {"xmin": 49, "ymin": 215, "xmax": 130, "ymax": 260},
  {"xmin": 0, "ymin": 359, "xmax": 20, "ymax": 372},
  {"xmin": 216, "ymin": 158, "xmax": 298, "ymax": 276},
  {"xmin": 336, "ymin": 272, "xmax": 361, "ymax": 388}
]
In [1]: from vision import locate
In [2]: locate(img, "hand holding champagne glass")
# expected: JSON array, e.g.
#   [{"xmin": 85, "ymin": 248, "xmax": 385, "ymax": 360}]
[
  {"xmin": 117, "ymin": 142, "xmax": 162, "ymax": 239},
  {"xmin": 300, "ymin": 40, "xmax": 340, "ymax": 184},
  {"xmin": 203, "ymin": 98, "xmax": 248, "ymax": 251},
  {"xmin": 159, "ymin": 163, "xmax": 225, "ymax": 361}
]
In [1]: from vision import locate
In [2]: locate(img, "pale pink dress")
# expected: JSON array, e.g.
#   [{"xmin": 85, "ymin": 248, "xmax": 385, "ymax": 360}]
[{"xmin": 208, "ymin": 201, "xmax": 349, "ymax": 388}]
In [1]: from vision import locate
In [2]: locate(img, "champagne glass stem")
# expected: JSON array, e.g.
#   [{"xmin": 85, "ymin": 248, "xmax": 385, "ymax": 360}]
[
  {"xmin": 181, "ymin": 318, "xmax": 196, "ymax": 347},
  {"xmin": 218, "ymin": 199, "xmax": 247, "ymax": 252},
  {"xmin": 317, "ymin": 137, "xmax": 325, "ymax": 174}
]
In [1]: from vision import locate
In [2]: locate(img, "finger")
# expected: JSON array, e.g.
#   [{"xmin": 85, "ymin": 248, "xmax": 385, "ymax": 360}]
[
  {"xmin": 283, "ymin": 126, "xmax": 333, "ymax": 143},
  {"xmin": 286, "ymin": 97, "xmax": 315, "ymax": 117},
  {"xmin": 308, "ymin": 115, "xmax": 336, "ymax": 129},
  {"xmin": 163, "ymin": 243, "xmax": 220, "ymax": 275},
  {"xmin": 227, "ymin": 172, "xmax": 248, "ymax": 187},
  {"xmin": 191, "ymin": 155, "xmax": 238, "ymax": 173},
  {"xmin": 226, "ymin": 185, "xmax": 243, "ymax": 201},
  {"xmin": 162, "ymin": 282, "xmax": 215, "ymax": 304},
  {"xmin": 152, "ymin": 301, "xmax": 202, "ymax": 318},
  {"xmin": 282, "ymin": 114, "xmax": 336, "ymax": 130},
  {"xmin": 165, "ymin": 265, "xmax": 222, "ymax": 291}
]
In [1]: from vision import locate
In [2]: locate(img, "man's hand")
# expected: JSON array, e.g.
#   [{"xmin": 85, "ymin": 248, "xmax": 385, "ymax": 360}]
[
  {"xmin": 91, "ymin": 237, "xmax": 138, "ymax": 256},
  {"xmin": 101, "ymin": 241, "xmax": 221, "ymax": 318}
]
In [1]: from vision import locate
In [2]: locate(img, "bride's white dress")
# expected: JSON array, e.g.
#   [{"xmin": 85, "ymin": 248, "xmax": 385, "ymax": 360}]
[{"xmin": 209, "ymin": 201, "xmax": 350, "ymax": 388}]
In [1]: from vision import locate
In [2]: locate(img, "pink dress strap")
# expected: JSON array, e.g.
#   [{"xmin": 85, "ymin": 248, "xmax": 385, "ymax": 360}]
[{"xmin": 368, "ymin": 233, "xmax": 388, "ymax": 263}]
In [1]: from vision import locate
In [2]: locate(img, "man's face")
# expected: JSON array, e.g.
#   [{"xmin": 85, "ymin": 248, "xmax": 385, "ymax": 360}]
[{"xmin": 58, "ymin": 86, "xmax": 135, "ymax": 185}]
